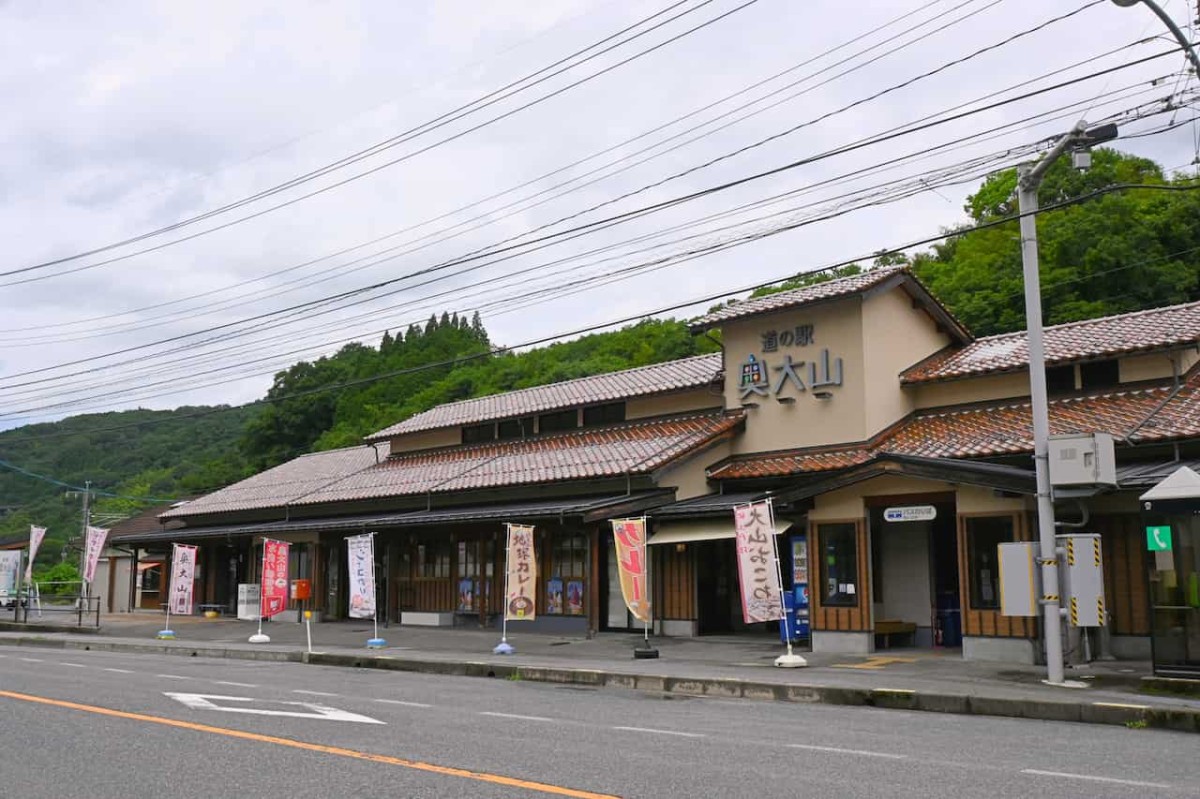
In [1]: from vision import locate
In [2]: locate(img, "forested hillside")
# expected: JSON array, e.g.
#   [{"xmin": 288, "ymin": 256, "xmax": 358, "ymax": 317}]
[{"xmin": 2, "ymin": 149, "xmax": 1197, "ymax": 569}]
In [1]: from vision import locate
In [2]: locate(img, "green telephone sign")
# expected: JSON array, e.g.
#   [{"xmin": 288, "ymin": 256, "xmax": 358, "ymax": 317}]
[{"xmin": 1146, "ymin": 526, "xmax": 1173, "ymax": 552}]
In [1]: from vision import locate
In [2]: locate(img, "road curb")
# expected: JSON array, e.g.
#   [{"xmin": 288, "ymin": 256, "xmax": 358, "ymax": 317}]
[{"xmin": 4, "ymin": 636, "xmax": 1196, "ymax": 732}]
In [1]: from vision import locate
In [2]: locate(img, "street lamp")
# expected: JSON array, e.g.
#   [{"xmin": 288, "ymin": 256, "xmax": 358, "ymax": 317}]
[{"xmin": 1110, "ymin": 0, "xmax": 1200, "ymax": 77}]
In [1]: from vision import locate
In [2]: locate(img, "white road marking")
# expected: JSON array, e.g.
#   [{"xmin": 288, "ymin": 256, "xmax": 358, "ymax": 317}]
[
  {"xmin": 480, "ymin": 711, "xmax": 555, "ymax": 722},
  {"xmin": 215, "ymin": 681, "xmax": 258, "ymax": 688},
  {"xmin": 613, "ymin": 726, "xmax": 703, "ymax": 738},
  {"xmin": 788, "ymin": 744, "xmax": 906, "ymax": 760},
  {"xmin": 375, "ymin": 699, "xmax": 432, "ymax": 708},
  {"xmin": 1021, "ymin": 769, "xmax": 1170, "ymax": 789},
  {"xmin": 157, "ymin": 674, "xmax": 190, "ymax": 680},
  {"xmin": 164, "ymin": 693, "xmax": 384, "ymax": 725},
  {"xmin": 292, "ymin": 689, "xmax": 338, "ymax": 697},
  {"xmin": 59, "ymin": 663, "xmax": 87, "ymax": 668},
  {"xmin": 20, "ymin": 658, "xmax": 43, "ymax": 663},
  {"xmin": 104, "ymin": 668, "xmax": 133, "ymax": 674},
  {"xmin": 1092, "ymin": 701, "xmax": 1150, "ymax": 710}
]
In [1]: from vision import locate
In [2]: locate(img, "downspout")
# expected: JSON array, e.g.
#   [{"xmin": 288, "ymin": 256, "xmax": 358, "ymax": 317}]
[{"xmin": 1122, "ymin": 352, "xmax": 1186, "ymax": 448}]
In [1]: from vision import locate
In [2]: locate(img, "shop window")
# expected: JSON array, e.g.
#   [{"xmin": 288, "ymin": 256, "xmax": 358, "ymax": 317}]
[
  {"xmin": 1046, "ymin": 365, "xmax": 1075, "ymax": 393},
  {"xmin": 497, "ymin": 416, "xmax": 534, "ymax": 440},
  {"xmin": 966, "ymin": 516, "xmax": 1013, "ymax": 610},
  {"xmin": 417, "ymin": 541, "xmax": 452, "ymax": 579},
  {"xmin": 462, "ymin": 423, "xmax": 495, "ymax": 444},
  {"xmin": 538, "ymin": 409, "xmax": 578, "ymax": 434},
  {"xmin": 1080, "ymin": 359, "xmax": 1119, "ymax": 390},
  {"xmin": 818, "ymin": 523, "xmax": 858, "ymax": 607},
  {"xmin": 456, "ymin": 540, "xmax": 492, "ymax": 613},
  {"xmin": 547, "ymin": 534, "xmax": 587, "ymax": 615},
  {"xmin": 583, "ymin": 402, "xmax": 626, "ymax": 427}
]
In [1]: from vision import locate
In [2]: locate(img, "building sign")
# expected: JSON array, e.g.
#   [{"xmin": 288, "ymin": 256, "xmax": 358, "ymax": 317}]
[
  {"xmin": 732, "ymin": 500, "xmax": 784, "ymax": 624},
  {"xmin": 884, "ymin": 505, "xmax": 937, "ymax": 523},
  {"xmin": 504, "ymin": 524, "xmax": 537, "ymax": 620},
  {"xmin": 761, "ymin": 324, "xmax": 815, "ymax": 352},
  {"xmin": 739, "ymin": 324, "xmax": 844, "ymax": 399},
  {"xmin": 0, "ymin": 551, "xmax": 20, "ymax": 595},
  {"xmin": 1146, "ymin": 525, "xmax": 1173, "ymax": 552}
]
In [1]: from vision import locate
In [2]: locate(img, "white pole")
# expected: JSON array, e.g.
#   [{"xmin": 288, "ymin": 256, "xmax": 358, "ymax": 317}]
[
  {"xmin": 249, "ymin": 539, "xmax": 270, "ymax": 644},
  {"xmin": 493, "ymin": 525, "xmax": 514, "ymax": 654},
  {"xmin": 768, "ymin": 499, "xmax": 806, "ymax": 668},
  {"xmin": 157, "ymin": 544, "xmax": 176, "ymax": 639},
  {"xmin": 643, "ymin": 516, "xmax": 651, "ymax": 645},
  {"xmin": 366, "ymin": 532, "xmax": 386, "ymax": 648}
]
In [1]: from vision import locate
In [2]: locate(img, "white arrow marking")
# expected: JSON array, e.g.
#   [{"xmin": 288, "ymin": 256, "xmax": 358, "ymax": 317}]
[{"xmin": 164, "ymin": 693, "xmax": 384, "ymax": 725}]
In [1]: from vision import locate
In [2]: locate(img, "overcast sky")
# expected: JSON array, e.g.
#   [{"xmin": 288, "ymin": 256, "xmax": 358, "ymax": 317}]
[{"xmin": 1, "ymin": 0, "xmax": 1197, "ymax": 428}]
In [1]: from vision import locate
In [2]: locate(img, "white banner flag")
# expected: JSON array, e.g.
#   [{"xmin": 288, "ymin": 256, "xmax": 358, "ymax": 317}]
[
  {"xmin": 733, "ymin": 501, "xmax": 784, "ymax": 624},
  {"xmin": 82, "ymin": 525, "xmax": 108, "ymax": 585},
  {"xmin": 346, "ymin": 533, "xmax": 376, "ymax": 620},
  {"xmin": 26, "ymin": 525, "xmax": 46, "ymax": 583},
  {"xmin": 168, "ymin": 544, "xmax": 198, "ymax": 615},
  {"xmin": 504, "ymin": 524, "xmax": 537, "ymax": 621}
]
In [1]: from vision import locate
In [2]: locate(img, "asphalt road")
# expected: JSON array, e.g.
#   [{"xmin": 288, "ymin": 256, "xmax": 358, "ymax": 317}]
[{"xmin": 0, "ymin": 647, "xmax": 1195, "ymax": 799}]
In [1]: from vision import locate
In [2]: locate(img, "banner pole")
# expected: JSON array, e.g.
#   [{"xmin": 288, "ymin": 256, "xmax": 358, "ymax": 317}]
[
  {"xmin": 643, "ymin": 517, "xmax": 650, "ymax": 645},
  {"xmin": 769, "ymin": 499, "xmax": 806, "ymax": 668},
  {"xmin": 493, "ymin": 524, "xmax": 514, "ymax": 655},
  {"xmin": 367, "ymin": 532, "xmax": 386, "ymax": 649},
  {"xmin": 249, "ymin": 538, "xmax": 270, "ymax": 644},
  {"xmin": 157, "ymin": 543, "xmax": 177, "ymax": 640}
]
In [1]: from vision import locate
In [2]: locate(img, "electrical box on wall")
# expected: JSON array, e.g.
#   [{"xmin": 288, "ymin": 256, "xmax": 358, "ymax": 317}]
[
  {"xmin": 1056, "ymin": 533, "xmax": 1106, "ymax": 627},
  {"xmin": 1048, "ymin": 433, "xmax": 1116, "ymax": 487}
]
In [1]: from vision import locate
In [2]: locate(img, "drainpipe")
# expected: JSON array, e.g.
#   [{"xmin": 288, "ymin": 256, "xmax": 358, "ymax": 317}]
[{"xmin": 1123, "ymin": 352, "xmax": 1186, "ymax": 446}]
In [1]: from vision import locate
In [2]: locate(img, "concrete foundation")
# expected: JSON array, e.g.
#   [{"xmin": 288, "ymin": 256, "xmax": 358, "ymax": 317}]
[
  {"xmin": 661, "ymin": 619, "xmax": 698, "ymax": 637},
  {"xmin": 1109, "ymin": 634, "xmax": 1152, "ymax": 660},
  {"xmin": 812, "ymin": 631, "xmax": 872, "ymax": 655},
  {"xmin": 962, "ymin": 636, "xmax": 1036, "ymax": 664}
]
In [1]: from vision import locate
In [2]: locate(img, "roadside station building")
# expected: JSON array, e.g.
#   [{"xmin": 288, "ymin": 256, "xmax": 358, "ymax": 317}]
[{"xmin": 113, "ymin": 267, "xmax": 1200, "ymax": 666}]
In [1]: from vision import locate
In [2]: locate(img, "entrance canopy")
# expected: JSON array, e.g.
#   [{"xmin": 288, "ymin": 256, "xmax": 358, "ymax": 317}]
[
  {"xmin": 1140, "ymin": 465, "xmax": 1200, "ymax": 513},
  {"xmin": 648, "ymin": 516, "xmax": 791, "ymax": 546}
]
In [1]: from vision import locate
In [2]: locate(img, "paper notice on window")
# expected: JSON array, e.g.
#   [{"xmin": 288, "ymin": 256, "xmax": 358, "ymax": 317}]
[{"xmin": 845, "ymin": 583, "xmax": 855, "ymax": 595}]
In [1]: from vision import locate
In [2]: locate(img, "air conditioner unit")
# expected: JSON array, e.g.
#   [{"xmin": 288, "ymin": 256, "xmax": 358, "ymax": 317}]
[{"xmin": 1048, "ymin": 433, "xmax": 1116, "ymax": 487}]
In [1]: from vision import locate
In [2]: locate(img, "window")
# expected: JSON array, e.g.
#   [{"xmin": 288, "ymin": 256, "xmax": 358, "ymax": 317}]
[
  {"xmin": 417, "ymin": 541, "xmax": 452, "ymax": 579},
  {"xmin": 1080, "ymin": 359, "xmax": 1119, "ymax": 390},
  {"xmin": 548, "ymin": 533, "xmax": 587, "ymax": 615},
  {"xmin": 583, "ymin": 402, "xmax": 626, "ymax": 427},
  {"xmin": 462, "ymin": 423, "xmax": 495, "ymax": 444},
  {"xmin": 818, "ymin": 523, "xmax": 858, "ymax": 607},
  {"xmin": 497, "ymin": 416, "xmax": 534, "ymax": 440},
  {"xmin": 538, "ymin": 409, "xmax": 578, "ymax": 434},
  {"xmin": 966, "ymin": 516, "xmax": 1014, "ymax": 609},
  {"xmin": 1046, "ymin": 365, "xmax": 1075, "ymax": 393}
]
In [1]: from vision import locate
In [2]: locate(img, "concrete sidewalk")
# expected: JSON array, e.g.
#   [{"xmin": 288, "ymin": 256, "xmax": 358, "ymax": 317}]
[{"xmin": 3, "ymin": 613, "xmax": 1198, "ymax": 732}]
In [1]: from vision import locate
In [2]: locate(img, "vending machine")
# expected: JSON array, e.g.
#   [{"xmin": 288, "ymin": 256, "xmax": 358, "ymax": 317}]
[{"xmin": 789, "ymin": 533, "xmax": 810, "ymax": 641}]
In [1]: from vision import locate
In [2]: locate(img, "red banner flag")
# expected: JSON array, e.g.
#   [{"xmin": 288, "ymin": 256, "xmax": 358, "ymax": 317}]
[
  {"xmin": 611, "ymin": 518, "xmax": 651, "ymax": 623},
  {"xmin": 260, "ymin": 539, "xmax": 290, "ymax": 619}
]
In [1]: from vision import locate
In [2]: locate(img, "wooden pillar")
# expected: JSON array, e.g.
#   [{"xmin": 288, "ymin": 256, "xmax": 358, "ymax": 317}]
[{"xmin": 588, "ymin": 524, "xmax": 601, "ymax": 637}]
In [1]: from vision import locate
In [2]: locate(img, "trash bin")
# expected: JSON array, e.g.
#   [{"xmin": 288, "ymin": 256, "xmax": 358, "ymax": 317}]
[{"xmin": 935, "ymin": 590, "xmax": 962, "ymax": 647}]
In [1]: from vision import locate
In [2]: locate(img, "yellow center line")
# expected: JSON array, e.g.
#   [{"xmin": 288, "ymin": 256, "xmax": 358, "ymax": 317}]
[{"xmin": 0, "ymin": 690, "xmax": 619, "ymax": 799}]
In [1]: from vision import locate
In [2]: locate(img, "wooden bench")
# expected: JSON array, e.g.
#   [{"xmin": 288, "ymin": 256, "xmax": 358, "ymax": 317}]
[{"xmin": 874, "ymin": 619, "xmax": 918, "ymax": 649}]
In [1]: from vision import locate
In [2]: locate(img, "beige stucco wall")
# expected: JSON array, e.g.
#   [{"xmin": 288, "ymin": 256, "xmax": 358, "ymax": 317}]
[
  {"xmin": 723, "ymin": 298, "xmax": 867, "ymax": 453},
  {"xmin": 910, "ymin": 371, "xmax": 1032, "ymax": 409},
  {"xmin": 627, "ymin": 387, "xmax": 724, "ymax": 420},
  {"xmin": 808, "ymin": 474, "xmax": 1030, "ymax": 521},
  {"xmin": 388, "ymin": 427, "xmax": 461, "ymax": 454},
  {"xmin": 861, "ymin": 288, "xmax": 952, "ymax": 432},
  {"xmin": 657, "ymin": 439, "xmax": 731, "ymax": 500},
  {"xmin": 1119, "ymin": 349, "xmax": 1198, "ymax": 383}
]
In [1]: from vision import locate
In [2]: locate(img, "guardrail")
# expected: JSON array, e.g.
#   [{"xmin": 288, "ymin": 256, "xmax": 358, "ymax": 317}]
[{"xmin": 5, "ymin": 590, "xmax": 101, "ymax": 628}]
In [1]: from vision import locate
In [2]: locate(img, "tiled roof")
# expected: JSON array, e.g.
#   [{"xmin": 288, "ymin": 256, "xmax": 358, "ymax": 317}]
[
  {"xmin": 902, "ymin": 300, "xmax": 1200, "ymax": 383},
  {"xmin": 162, "ymin": 445, "xmax": 385, "ymax": 519},
  {"xmin": 299, "ymin": 412, "xmax": 742, "ymax": 505},
  {"xmin": 690, "ymin": 265, "xmax": 909, "ymax": 328},
  {"xmin": 366, "ymin": 353, "xmax": 723, "ymax": 440},
  {"xmin": 709, "ymin": 373, "xmax": 1200, "ymax": 480}
]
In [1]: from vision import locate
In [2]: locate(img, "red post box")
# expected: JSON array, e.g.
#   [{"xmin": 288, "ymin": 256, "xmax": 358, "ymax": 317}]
[{"xmin": 290, "ymin": 579, "xmax": 311, "ymax": 601}]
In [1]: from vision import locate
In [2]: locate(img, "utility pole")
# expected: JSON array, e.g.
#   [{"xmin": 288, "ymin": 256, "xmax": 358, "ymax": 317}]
[
  {"xmin": 1017, "ymin": 121, "xmax": 1116, "ymax": 686},
  {"xmin": 79, "ymin": 481, "xmax": 92, "ymax": 599},
  {"xmin": 1109, "ymin": 1, "xmax": 1200, "ymax": 77}
]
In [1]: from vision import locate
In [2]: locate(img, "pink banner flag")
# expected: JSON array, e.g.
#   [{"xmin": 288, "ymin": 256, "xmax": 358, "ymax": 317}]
[
  {"xmin": 260, "ymin": 539, "xmax": 290, "ymax": 618},
  {"xmin": 733, "ymin": 501, "xmax": 784, "ymax": 624},
  {"xmin": 168, "ymin": 544, "xmax": 198, "ymax": 615},
  {"xmin": 82, "ymin": 525, "xmax": 108, "ymax": 584},
  {"xmin": 25, "ymin": 525, "xmax": 46, "ymax": 583},
  {"xmin": 504, "ymin": 525, "xmax": 536, "ymax": 621}
]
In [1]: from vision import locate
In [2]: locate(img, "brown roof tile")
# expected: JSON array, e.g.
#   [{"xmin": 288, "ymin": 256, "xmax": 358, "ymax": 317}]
[
  {"xmin": 708, "ymin": 373, "xmax": 1200, "ymax": 480},
  {"xmin": 302, "ymin": 412, "xmax": 742, "ymax": 505},
  {"xmin": 901, "ymin": 301, "xmax": 1200, "ymax": 383},
  {"xmin": 162, "ymin": 444, "xmax": 385, "ymax": 519},
  {"xmin": 366, "ymin": 353, "xmax": 722, "ymax": 440}
]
